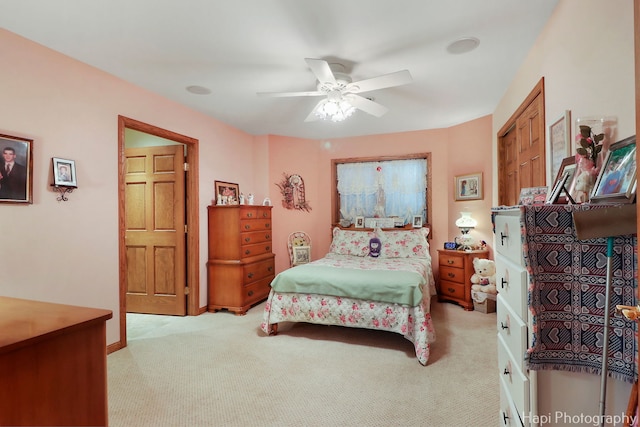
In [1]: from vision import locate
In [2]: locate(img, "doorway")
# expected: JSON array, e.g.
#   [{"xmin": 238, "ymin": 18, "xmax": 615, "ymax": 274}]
[{"xmin": 117, "ymin": 116, "xmax": 200, "ymax": 349}]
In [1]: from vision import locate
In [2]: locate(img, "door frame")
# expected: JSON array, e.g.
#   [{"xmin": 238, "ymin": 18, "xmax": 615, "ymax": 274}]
[{"xmin": 114, "ymin": 115, "xmax": 200, "ymax": 351}]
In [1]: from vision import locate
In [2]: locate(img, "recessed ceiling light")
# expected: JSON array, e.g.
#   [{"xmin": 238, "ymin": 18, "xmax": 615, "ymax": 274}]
[
  {"xmin": 186, "ymin": 85, "xmax": 212, "ymax": 95},
  {"xmin": 446, "ymin": 37, "xmax": 480, "ymax": 54}
]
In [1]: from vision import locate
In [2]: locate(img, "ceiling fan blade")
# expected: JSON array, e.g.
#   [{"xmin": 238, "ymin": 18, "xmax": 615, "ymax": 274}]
[
  {"xmin": 347, "ymin": 94, "xmax": 389, "ymax": 117},
  {"xmin": 257, "ymin": 90, "xmax": 324, "ymax": 98},
  {"xmin": 304, "ymin": 58, "xmax": 337, "ymax": 86},
  {"xmin": 347, "ymin": 70, "xmax": 412, "ymax": 93}
]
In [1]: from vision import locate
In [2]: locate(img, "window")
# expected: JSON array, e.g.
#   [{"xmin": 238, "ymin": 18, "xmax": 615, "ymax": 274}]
[{"xmin": 331, "ymin": 153, "xmax": 431, "ymax": 227}]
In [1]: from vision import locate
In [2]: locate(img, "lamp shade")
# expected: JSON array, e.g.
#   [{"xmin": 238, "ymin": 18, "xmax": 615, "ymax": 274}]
[{"xmin": 455, "ymin": 211, "xmax": 477, "ymax": 229}]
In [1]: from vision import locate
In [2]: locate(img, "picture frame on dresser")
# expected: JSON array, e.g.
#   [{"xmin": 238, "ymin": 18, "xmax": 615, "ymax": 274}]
[
  {"xmin": 214, "ymin": 180, "xmax": 239, "ymax": 205},
  {"xmin": 550, "ymin": 156, "xmax": 577, "ymax": 204},
  {"xmin": 590, "ymin": 135, "xmax": 637, "ymax": 204}
]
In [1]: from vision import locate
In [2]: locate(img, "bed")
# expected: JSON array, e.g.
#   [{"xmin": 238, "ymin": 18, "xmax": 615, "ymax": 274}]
[{"xmin": 260, "ymin": 227, "xmax": 436, "ymax": 365}]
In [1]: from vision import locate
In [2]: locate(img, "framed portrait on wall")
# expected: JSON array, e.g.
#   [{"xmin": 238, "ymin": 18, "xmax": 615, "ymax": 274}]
[
  {"xmin": 549, "ymin": 110, "xmax": 571, "ymax": 180},
  {"xmin": 52, "ymin": 157, "xmax": 77, "ymax": 187},
  {"xmin": 454, "ymin": 172, "xmax": 483, "ymax": 201},
  {"xmin": 0, "ymin": 133, "xmax": 33, "ymax": 204}
]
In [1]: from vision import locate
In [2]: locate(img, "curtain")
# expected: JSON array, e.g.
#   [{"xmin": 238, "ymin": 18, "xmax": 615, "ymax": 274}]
[{"xmin": 337, "ymin": 159, "xmax": 427, "ymax": 225}]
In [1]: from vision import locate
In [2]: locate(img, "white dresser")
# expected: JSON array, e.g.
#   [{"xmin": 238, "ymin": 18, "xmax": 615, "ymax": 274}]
[{"xmin": 494, "ymin": 208, "xmax": 534, "ymax": 426}]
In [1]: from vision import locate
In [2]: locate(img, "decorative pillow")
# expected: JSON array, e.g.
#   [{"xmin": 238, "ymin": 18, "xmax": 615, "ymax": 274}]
[
  {"xmin": 329, "ymin": 227, "xmax": 376, "ymax": 257},
  {"xmin": 378, "ymin": 228, "xmax": 430, "ymax": 258}
]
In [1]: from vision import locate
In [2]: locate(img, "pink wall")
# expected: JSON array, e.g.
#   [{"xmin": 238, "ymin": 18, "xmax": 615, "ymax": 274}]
[{"xmin": 266, "ymin": 115, "xmax": 494, "ymax": 277}]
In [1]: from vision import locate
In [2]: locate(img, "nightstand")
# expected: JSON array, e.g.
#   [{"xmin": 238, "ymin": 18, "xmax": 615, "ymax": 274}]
[{"xmin": 437, "ymin": 249, "xmax": 488, "ymax": 310}]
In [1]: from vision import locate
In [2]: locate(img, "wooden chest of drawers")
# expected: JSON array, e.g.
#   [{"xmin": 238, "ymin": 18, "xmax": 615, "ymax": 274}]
[
  {"xmin": 207, "ymin": 205, "xmax": 275, "ymax": 315},
  {"xmin": 437, "ymin": 249, "xmax": 488, "ymax": 310}
]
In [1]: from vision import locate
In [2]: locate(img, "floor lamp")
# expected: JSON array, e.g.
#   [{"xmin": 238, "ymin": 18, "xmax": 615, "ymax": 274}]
[{"xmin": 573, "ymin": 204, "xmax": 637, "ymax": 427}]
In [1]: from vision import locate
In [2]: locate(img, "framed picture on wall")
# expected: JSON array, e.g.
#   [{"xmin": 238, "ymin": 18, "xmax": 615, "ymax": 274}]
[
  {"xmin": 0, "ymin": 133, "xmax": 33, "ymax": 204},
  {"xmin": 454, "ymin": 172, "xmax": 483, "ymax": 201},
  {"xmin": 52, "ymin": 157, "xmax": 77, "ymax": 187},
  {"xmin": 549, "ymin": 110, "xmax": 571, "ymax": 180}
]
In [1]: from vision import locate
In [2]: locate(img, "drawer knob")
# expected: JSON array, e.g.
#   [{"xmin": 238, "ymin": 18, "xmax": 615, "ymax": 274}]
[
  {"xmin": 503, "ymin": 367, "xmax": 510, "ymax": 375},
  {"xmin": 248, "ymin": 272, "xmax": 254, "ymax": 279},
  {"xmin": 265, "ymin": 234, "xmax": 271, "ymax": 239},
  {"xmin": 447, "ymin": 272, "xmax": 455, "ymax": 278},
  {"xmin": 248, "ymin": 290, "xmax": 254, "ymax": 296},
  {"xmin": 268, "ymin": 266, "xmax": 273, "ymax": 272},
  {"xmin": 247, "ymin": 213, "xmax": 253, "ymax": 218},
  {"xmin": 447, "ymin": 287, "xmax": 455, "ymax": 294},
  {"xmin": 501, "ymin": 277, "xmax": 508, "ymax": 289},
  {"xmin": 244, "ymin": 237, "xmax": 251, "ymax": 243},
  {"xmin": 245, "ymin": 250, "xmax": 251, "ymax": 255},
  {"xmin": 502, "ymin": 411, "xmax": 510, "ymax": 425},
  {"xmin": 447, "ymin": 260, "xmax": 454, "ymax": 264},
  {"xmin": 265, "ymin": 223, "xmax": 270, "ymax": 228},
  {"xmin": 500, "ymin": 232, "xmax": 508, "ymax": 246},
  {"xmin": 500, "ymin": 321, "xmax": 509, "ymax": 330},
  {"xmin": 245, "ymin": 225, "xmax": 251, "ymax": 230},
  {"xmin": 262, "ymin": 212, "xmax": 268, "ymax": 217}
]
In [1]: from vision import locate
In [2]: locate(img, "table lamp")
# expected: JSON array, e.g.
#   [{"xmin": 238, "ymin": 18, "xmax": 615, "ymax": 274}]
[{"xmin": 455, "ymin": 211, "xmax": 477, "ymax": 251}]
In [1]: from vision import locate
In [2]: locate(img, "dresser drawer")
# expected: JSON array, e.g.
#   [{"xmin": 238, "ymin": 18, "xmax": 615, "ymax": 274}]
[
  {"xmin": 494, "ymin": 214, "xmax": 524, "ymax": 266},
  {"xmin": 495, "ymin": 254, "xmax": 528, "ymax": 318},
  {"xmin": 241, "ymin": 242, "xmax": 272, "ymax": 258},
  {"xmin": 439, "ymin": 254, "xmax": 464, "ymax": 268},
  {"xmin": 241, "ymin": 230, "xmax": 272, "ymax": 245},
  {"xmin": 239, "ymin": 207, "xmax": 271, "ymax": 220},
  {"xmin": 498, "ymin": 334, "xmax": 529, "ymax": 423},
  {"xmin": 243, "ymin": 258, "xmax": 275, "ymax": 284},
  {"xmin": 439, "ymin": 280, "xmax": 465, "ymax": 300},
  {"xmin": 439, "ymin": 265, "xmax": 464, "ymax": 284},
  {"xmin": 499, "ymin": 374, "xmax": 523, "ymax": 426},
  {"xmin": 497, "ymin": 295, "xmax": 528, "ymax": 371},
  {"xmin": 244, "ymin": 276, "xmax": 273, "ymax": 305},
  {"xmin": 241, "ymin": 218, "xmax": 272, "ymax": 232}
]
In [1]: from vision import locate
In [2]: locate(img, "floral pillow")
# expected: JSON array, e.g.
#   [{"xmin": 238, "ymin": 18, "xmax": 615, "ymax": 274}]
[
  {"xmin": 329, "ymin": 228, "xmax": 376, "ymax": 257},
  {"xmin": 378, "ymin": 228, "xmax": 430, "ymax": 258}
]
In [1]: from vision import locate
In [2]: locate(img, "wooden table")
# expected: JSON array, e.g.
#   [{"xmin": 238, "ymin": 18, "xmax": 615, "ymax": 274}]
[{"xmin": 0, "ymin": 297, "xmax": 112, "ymax": 426}]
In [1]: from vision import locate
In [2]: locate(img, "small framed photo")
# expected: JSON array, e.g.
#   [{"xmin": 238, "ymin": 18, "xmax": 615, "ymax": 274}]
[
  {"xmin": 292, "ymin": 245, "xmax": 311, "ymax": 266},
  {"xmin": 52, "ymin": 157, "xmax": 77, "ymax": 187},
  {"xmin": 354, "ymin": 216, "xmax": 365, "ymax": 228},
  {"xmin": 214, "ymin": 180, "xmax": 240, "ymax": 205},
  {"xmin": 546, "ymin": 170, "xmax": 571, "ymax": 204},
  {"xmin": 551, "ymin": 156, "xmax": 576, "ymax": 204},
  {"xmin": 454, "ymin": 172, "xmax": 483, "ymax": 201},
  {"xmin": 412, "ymin": 215, "xmax": 423, "ymax": 228},
  {"xmin": 549, "ymin": 110, "xmax": 571, "ymax": 179},
  {"xmin": 0, "ymin": 133, "xmax": 33, "ymax": 204},
  {"xmin": 591, "ymin": 135, "xmax": 637, "ymax": 204}
]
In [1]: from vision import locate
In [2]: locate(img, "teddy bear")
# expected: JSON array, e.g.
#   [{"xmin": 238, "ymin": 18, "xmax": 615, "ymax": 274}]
[
  {"xmin": 573, "ymin": 167, "xmax": 595, "ymax": 203},
  {"xmin": 470, "ymin": 257, "xmax": 497, "ymax": 294}
]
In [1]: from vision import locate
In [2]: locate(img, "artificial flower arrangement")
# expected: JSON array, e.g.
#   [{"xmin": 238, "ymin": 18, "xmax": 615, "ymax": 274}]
[{"xmin": 573, "ymin": 124, "xmax": 605, "ymax": 203}]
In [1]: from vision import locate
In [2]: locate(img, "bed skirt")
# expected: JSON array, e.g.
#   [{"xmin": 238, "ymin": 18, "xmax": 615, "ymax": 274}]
[{"xmin": 260, "ymin": 290, "xmax": 436, "ymax": 365}]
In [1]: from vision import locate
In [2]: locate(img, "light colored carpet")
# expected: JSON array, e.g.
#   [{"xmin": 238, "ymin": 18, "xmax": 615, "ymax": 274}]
[{"xmin": 108, "ymin": 300, "xmax": 498, "ymax": 427}]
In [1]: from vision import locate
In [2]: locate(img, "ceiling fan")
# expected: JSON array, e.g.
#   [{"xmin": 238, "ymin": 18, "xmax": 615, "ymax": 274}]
[{"xmin": 257, "ymin": 58, "xmax": 413, "ymax": 122}]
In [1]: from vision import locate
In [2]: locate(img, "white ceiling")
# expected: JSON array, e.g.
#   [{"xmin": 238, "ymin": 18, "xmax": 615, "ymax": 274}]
[{"xmin": 1, "ymin": 0, "xmax": 559, "ymax": 140}]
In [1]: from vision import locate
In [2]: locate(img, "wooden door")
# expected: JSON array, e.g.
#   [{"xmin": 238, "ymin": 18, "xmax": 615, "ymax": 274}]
[
  {"xmin": 498, "ymin": 79, "xmax": 546, "ymax": 205},
  {"xmin": 124, "ymin": 145, "xmax": 186, "ymax": 315},
  {"xmin": 517, "ymin": 94, "xmax": 545, "ymax": 189}
]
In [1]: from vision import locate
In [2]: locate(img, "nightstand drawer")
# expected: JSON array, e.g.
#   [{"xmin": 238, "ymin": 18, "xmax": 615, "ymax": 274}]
[
  {"xmin": 439, "ymin": 265, "xmax": 464, "ymax": 284},
  {"xmin": 439, "ymin": 254, "xmax": 464, "ymax": 268},
  {"xmin": 439, "ymin": 280, "xmax": 465, "ymax": 299}
]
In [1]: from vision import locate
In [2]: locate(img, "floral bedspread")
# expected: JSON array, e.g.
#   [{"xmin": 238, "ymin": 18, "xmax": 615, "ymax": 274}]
[{"xmin": 260, "ymin": 254, "xmax": 436, "ymax": 365}]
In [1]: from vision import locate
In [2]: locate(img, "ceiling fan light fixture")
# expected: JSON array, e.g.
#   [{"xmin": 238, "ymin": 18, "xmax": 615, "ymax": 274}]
[{"xmin": 315, "ymin": 97, "xmax": 356, "ymax": 122}]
